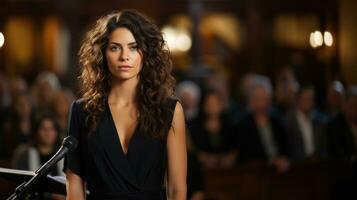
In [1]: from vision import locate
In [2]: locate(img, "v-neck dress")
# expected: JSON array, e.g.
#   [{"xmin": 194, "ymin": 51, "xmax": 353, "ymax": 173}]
[{"xmin": 63, "ymin": 98, "xmax": 178, "ymax": 200}]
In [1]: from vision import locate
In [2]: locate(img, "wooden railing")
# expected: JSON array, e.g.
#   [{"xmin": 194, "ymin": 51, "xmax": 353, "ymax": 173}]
[{"xmin": 203, "ymin": 162, "xmax": 355, "ymax": 200}]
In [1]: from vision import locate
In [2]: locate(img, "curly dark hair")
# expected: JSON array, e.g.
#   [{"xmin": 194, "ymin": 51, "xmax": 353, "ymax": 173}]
[{"xmin": 78, "ymin": 9, "xmax": 176, "ymax": 138}]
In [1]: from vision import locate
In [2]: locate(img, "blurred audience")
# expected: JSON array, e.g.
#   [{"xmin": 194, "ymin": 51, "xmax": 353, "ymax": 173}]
[
  {"xmin": 2, "ymin": 92, "xmax": 33, "ymax": 160},
  {"xmin": 235, "ymin": 75, "xmax": 291, "ymax": 172}
]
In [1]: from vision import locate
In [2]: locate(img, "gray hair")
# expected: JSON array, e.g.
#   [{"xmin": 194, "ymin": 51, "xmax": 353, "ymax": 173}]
[
  {"xmin": 248, "ymin": 75, "xmax": 273, "ymax": 98},
  {"xmin": 176, "ymin": 80, "xmax": 201, "ymax": 102},
  {"xmin": 35, "ymin": 71, "xmax": 61, "ymax": 91}
]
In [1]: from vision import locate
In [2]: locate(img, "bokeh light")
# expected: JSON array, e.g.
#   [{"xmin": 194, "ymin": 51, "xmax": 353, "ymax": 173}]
[
  {"xmin": 0, "ymin": 32, "xmax": 4, "ymax": 48},
  {"xmin": 162, "ymin": 26, "xmax": 192, "ymax": 53},
  {"xmin": 324, "ymin": 31, "xmax": 333, "ymax": 46}
]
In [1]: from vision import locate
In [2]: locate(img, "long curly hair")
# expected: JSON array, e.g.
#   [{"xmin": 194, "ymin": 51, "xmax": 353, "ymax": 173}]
[{"xmin": 78, "ymin": 9, "xmax": 176, "ymax": 138}]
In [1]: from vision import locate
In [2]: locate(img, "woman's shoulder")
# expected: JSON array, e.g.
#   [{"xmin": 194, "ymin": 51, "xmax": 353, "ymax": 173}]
[
  {"xmin": 70, "ymin": 98, "xmax": 86, "ymax": 113},
  {"xmin": 69, "ymin": 98, "xmax": 88, "ymax": 122},
  {"xmin": 166, "ymin": 97, "xmax": 179, "ymax": 109},
  {"xmin": 71, "ymin": 98, "xmax": 85, "ymax": 108},
  {"xmin": 166, "ymin": 97, "xmax": 184, "ymax": 116}
]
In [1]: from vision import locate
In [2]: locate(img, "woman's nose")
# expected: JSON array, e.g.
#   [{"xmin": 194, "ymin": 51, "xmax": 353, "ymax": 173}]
[{"xmin": 119, "ymin": 49, "xmax": 129, "ymax": 61}]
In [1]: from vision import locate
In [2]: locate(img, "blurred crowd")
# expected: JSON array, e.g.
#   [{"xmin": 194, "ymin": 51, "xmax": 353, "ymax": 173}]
[
  {"xmin": 0, "ymin": 67, "xmax": 356, "ymax": 200},
  {"xmin": 175, "ymin": 66, "xmax": 357, "ymax": 199},
  {"xmin": 0, "ymin": 71, "xmax": 74, "ymax": 177}
]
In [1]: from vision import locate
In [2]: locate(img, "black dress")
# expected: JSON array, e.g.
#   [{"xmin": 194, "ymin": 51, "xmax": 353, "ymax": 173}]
[{"xmin": 63, "ymin": 98, "xmax": 178, "ymax": 200}]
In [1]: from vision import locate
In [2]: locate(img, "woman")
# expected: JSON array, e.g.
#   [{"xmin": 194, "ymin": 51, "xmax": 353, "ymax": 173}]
[
  {"xmin": 64, "ymin": 10, "xmax": 187, "ymax": 200},
  {"xmin": 12, "ymin": 113, "xmax": 63, "ymax": 176},
  {"xmin": 189, "ymin": 89, "xmax": 236, "ymax": 169}
]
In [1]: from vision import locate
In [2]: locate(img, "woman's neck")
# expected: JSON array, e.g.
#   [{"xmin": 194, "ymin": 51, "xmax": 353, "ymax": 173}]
[{"xmin": 109, "ymin": 77, "xmax": 138, "ymax": 106}]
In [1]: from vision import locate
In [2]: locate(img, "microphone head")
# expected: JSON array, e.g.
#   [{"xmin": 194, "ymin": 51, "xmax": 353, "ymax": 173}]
[{"xmin": 62, "ymin": 136, "xmax": 78, "ymax": 152}]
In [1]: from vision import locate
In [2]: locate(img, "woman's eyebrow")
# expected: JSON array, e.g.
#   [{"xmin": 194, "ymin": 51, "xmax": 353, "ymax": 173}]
[
  {"xmin": 108, "ymin": 42, "xmax": 121, "ymax": 46},
  {"xmin": 108, "ymin": 41, "xmax": 137, "ymax": 46},
  {"xmin": 128, "ymin": 42, "xmax": 137, "ymax": 46}
]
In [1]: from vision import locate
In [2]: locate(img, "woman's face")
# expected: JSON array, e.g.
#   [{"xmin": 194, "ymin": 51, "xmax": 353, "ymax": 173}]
[
  {"xmin": 38, "ymin": 80, "xmax": 55, "ymax": 103},
  {"xmin": 105, "ymin": 27, "xmax": 143, "ymax": 83},
  {"xmin": 15, "ymin": 95, "xmax": 32, "ymax": 118},
  {"xmin": 37, "ymin": 118, "xmax": 58, "ymax": 147},
  {"xmin": 53, "ymin": 91, "xmax": 70, "ymax": 117},
  {"xmin": 203, "ymin": 93, "xmax": 223, "ymax": 115},
  {"xmin": 249, "ymin": 87, "xmax": 271, "ymax": 113}
]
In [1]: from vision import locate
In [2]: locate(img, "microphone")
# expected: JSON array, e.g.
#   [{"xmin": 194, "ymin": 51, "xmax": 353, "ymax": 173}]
[
  {"xmin": 7, "ymin": 136, "xmax": 78, "ymax": 200},
  {"xmin": 36, "ymin": 135, "xmax": 78, "ymax": 175}
]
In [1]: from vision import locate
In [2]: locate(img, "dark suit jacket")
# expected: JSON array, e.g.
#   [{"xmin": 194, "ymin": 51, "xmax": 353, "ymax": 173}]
[
  {"xmin": 188, "ymin": 113, "xmax": 236, "ymax": 154},
  {"xmin": 285, "ymin": 110, "xmax": 327, "ymax": 162},
  {"xmin": 327, "ymin": 112, "xmax": 357, "ymax": 160},
  {"xmin": 235, "ymin": 113, "xmax": 290, "ymax": 162}
]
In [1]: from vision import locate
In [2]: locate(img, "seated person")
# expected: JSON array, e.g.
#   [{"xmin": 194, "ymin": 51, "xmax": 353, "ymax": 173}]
[
  {"xmin": 189, "ymin": 89, "xmax": 236, "ymax": 169},
  {"xmin": 327, "ymin": 86, "xmax": 357, "ymax": 160},
  {"xmin": 12, "ymin": 112, "xmax": 63, "ymax": 176},
  {"xmin": 285, "ymin": 86, "xmax": 327, "ymax": 162},
  {"xmin": 235, "ymin": 77, "xmax": 290, "ymax": 172}
]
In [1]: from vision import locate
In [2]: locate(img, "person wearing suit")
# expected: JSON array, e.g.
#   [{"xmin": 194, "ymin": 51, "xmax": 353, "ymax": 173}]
[
  {"xmin": 327, "ymin": 86, "xmax": 357, "ymax": 160},
  {"xmin": 235, "ymin": 76, "xmax": 290, "ymax": 172},
  {"xmin": 285, "ymin": 86, "xmax": 327, "ymax": 162},
  {"xmin": 188, "ymin": 89, "xmax": 236, "ymax": 169}
]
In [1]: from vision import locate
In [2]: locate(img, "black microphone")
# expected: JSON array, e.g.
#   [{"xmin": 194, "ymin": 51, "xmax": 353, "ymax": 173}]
[{"xmin": 36, "ymin": 135, "xmax": 78, "ymax": 175}]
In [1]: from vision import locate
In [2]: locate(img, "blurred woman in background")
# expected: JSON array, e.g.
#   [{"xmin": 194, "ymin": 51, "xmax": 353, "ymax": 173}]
[
  {"xmin": 189, "ymin": 89, "xmax": 236, "ymax": 169},
  {"xmin": 12, "ymin": 113, "xmax": 63, "ymax": 176}
]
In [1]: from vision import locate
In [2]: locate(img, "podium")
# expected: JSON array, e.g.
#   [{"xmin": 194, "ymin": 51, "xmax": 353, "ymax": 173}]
[{"xmin": 0, "ymin": 167, "xmax": 66, "ymax": 199}]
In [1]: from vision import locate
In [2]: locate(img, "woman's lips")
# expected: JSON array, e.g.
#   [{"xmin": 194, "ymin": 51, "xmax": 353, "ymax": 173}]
[{"xmin": 117, "ymin": 65, "xmax": 132, "ymax": 71}]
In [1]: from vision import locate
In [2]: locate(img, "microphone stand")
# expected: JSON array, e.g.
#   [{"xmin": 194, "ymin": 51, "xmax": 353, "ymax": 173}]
[
  {"xmin": 7, "ymin": 136, "xmax": 77, "ymax": 200},
  {"xmin": 7, "ymin": 150, "xmax": 62, "ymax": 200},
  {"xmin": 7, "ymin": 172, "xmax": 47, "ymax": 200}
]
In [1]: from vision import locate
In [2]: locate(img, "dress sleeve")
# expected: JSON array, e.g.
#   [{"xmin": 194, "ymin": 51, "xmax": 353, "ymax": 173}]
[
  {"xmin": 62, "ymin": 100, "xmax": 86, "ymax": 179},
  {"xmin": 168, "ymin": 98, "xmax": 178, "ymax": 124}
]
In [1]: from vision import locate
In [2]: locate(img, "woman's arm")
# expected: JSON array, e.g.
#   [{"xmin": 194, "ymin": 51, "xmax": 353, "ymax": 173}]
[
  {"xmin": 167, "ymin": 102, "xmax": 187, "ymax": 200},
  {"xmin": 66, "ymin": 169, "xmax": 86, "ymax": 200}
]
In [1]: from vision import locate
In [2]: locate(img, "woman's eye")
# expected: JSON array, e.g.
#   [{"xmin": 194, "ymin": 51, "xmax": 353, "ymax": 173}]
[
  {"xmin": 110, "ymin": 46, "xmax": 120, "ymax": 51},
  {"xmin": 129, "ymin": 46, "xmax": 138, "ymax": 51}
]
